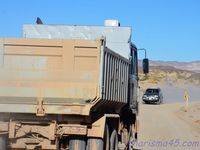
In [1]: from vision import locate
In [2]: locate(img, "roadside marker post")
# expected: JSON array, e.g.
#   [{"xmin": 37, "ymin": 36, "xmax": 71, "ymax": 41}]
[{"xmin": 184, "ymin": 90, "xmax": 189, "ymax": 112}]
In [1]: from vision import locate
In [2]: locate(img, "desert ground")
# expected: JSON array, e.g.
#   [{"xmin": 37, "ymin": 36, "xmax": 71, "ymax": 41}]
[
  {"xmin": 134, "ymin": 102, "xmax": 200, "ymax": 150},
  {"xmin": 133, "ymin": 80, "xmax": 200, "ymax": 150}
]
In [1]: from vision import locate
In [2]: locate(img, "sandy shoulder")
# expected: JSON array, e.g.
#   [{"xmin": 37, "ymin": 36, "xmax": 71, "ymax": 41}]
[{"xmin": 133, "ymin": 102, "xmax": 200, "ymax": 150}]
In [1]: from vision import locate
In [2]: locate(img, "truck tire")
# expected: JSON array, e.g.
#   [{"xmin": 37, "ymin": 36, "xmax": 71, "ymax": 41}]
[
  {"xmin": 110, "ymin": 129, "xmax": 118, "ymax": 150},
  {"xmin": 87, "ymin": 138, "xmax": 103, "ymax": 150},
  {"xmin": 103, "ymin": 124, "xmax": 109, "ymax": 150},
  {"xmin": 69, "ymin": 137, "xmax": 86, "ymax": 150},
  {"xmin": 87, "ymin": 124, "xmax": 109, "ymax": 150},
  {"xmin": 0, "ymin": 134, "xmax": 7, "ymax": 150}
]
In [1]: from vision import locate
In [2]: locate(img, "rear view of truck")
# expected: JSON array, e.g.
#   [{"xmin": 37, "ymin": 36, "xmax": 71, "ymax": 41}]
[{"xmin": 0, "ymin": 20, "xmax": 144, "ymax": 150}]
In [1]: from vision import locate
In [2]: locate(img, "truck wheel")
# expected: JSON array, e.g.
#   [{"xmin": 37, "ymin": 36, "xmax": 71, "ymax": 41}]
[
  {"xmin": 110, "ymin": 129, "xmax": 118, "ymax": 150},
  {"xmin": 104, "ymin": 124, "xmax": 109, "ymax": 150},
  {"xmin": 69, "ymin": 137, "xmax": 86, "ymax": 150},
  {"xmin": 87, "ymin": 124, "xmax": 109, "ymax": 150},
  {"xmin": 87, "ymin": 138, "xmax": 103, "ymax": 150},
  {"xmin": 0, "ymin": 134, "xmax": 7, "ymax": 150}
]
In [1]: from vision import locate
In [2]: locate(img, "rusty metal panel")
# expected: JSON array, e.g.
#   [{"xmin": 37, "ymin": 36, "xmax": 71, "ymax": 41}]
[
  {"xmin": 57, "ymin": 124, "xmax": 87, "ymax": 135},
  {"xmin": 0, "ymin": 38, "xmax": 102, "ymax": 114}
]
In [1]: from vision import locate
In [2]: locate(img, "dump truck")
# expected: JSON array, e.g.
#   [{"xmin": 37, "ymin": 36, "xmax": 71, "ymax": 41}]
[{"xmin": 0, "ymin": 20, "xmax": 149, "ymax": 150}]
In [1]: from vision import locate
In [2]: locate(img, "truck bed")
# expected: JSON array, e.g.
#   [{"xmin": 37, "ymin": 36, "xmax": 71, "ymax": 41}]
[{"xmin": 0, "ymin": 38, "xmax": 129, "ymax": 115}]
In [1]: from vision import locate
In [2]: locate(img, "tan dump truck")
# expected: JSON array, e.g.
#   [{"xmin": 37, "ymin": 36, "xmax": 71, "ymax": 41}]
[{"xmin": 0, "ymin": 20, "xmax": 148, "ymax": 150}]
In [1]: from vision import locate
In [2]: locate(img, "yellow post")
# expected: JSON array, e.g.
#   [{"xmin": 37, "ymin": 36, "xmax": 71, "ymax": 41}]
[{"xmin": 184, "ymin": 90, "xmax": 189, "ymax": 112}]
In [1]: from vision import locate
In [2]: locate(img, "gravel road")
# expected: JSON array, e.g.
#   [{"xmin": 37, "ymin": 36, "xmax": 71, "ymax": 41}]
[{"xmin": 132, "ymin": 102, "xmax": 200, "ymax": 150}]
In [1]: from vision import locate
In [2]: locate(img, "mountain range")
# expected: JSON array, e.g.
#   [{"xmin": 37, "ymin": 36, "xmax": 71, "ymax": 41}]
[
  {"xmin": 148, "ymin": 60, "xmax": 200, "ymax": 73},
  {"xmin": 139, "ymin": 60, "xmax": 200, "ymax": 86}
]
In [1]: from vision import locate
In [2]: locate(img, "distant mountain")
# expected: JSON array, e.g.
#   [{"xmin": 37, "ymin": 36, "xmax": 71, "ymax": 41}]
[
  {"xmin": 148, "ymin": 60, "xmax": 200, "ymax": 73},
  {"xmin": 139, "ymin": 60, "xmax": 200, "ymax": 73},
  {"xmin": 139, "ymin": 60, "xmax": 200, "ymax": 86}
]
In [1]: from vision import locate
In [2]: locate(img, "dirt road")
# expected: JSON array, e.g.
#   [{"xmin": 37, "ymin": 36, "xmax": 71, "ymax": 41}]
[{"xmin": 132, "ymin": 102, "xmax": 200, "ymax": 150}]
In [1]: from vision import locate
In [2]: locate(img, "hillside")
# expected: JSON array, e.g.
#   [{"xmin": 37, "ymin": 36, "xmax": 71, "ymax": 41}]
[
  {"xmin": 139, "ymin": 60, "xmax": 200, "ymax": 103},
  {"xmin": 139, "ymin": 60, "xmax": 200, "ymax": 86},
  {"xmin": 148, "ymin": 60, "xmax": 200, "ymax": 73}
]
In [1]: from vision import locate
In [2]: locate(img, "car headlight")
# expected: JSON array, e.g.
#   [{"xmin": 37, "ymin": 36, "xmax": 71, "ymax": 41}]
[
  {"xmin": 154, "ymin": 95, "xmax": 159, "ymax": 99},
  {"xmin": 143, "ymin": 95, "xmax": 148, "ymax": 99}
]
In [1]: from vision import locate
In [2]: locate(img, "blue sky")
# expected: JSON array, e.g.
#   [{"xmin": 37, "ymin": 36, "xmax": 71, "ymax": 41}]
[{"xmin": 0, "ymin": 0, "xmax": 199, "ymax": 62}]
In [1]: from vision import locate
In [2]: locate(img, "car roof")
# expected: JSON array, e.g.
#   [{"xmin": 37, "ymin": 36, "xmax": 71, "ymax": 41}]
[
  {"xmin": 145, "ymin": 88, "xmax": 161, "ymax": 93},
  {"xmin": 146, "ymin": 88, "xmax": 161, "ymax": 90}
]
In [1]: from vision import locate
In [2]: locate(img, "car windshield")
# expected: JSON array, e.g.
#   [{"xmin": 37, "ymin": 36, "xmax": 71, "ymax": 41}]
[{"xmin": 145, "ymin": 89, "xmax": 159, "ymax": 94}]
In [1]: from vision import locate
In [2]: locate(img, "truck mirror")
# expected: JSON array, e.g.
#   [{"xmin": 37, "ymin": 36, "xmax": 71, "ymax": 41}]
[{"xmin": 143, "ymin": 58, "xmax": 149, "ymax": 74}]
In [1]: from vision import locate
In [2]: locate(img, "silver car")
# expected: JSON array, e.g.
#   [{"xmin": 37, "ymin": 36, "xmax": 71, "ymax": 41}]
[{"xmin": 142, "ymin": 88, "xmax": 163, "ymax": 104}]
